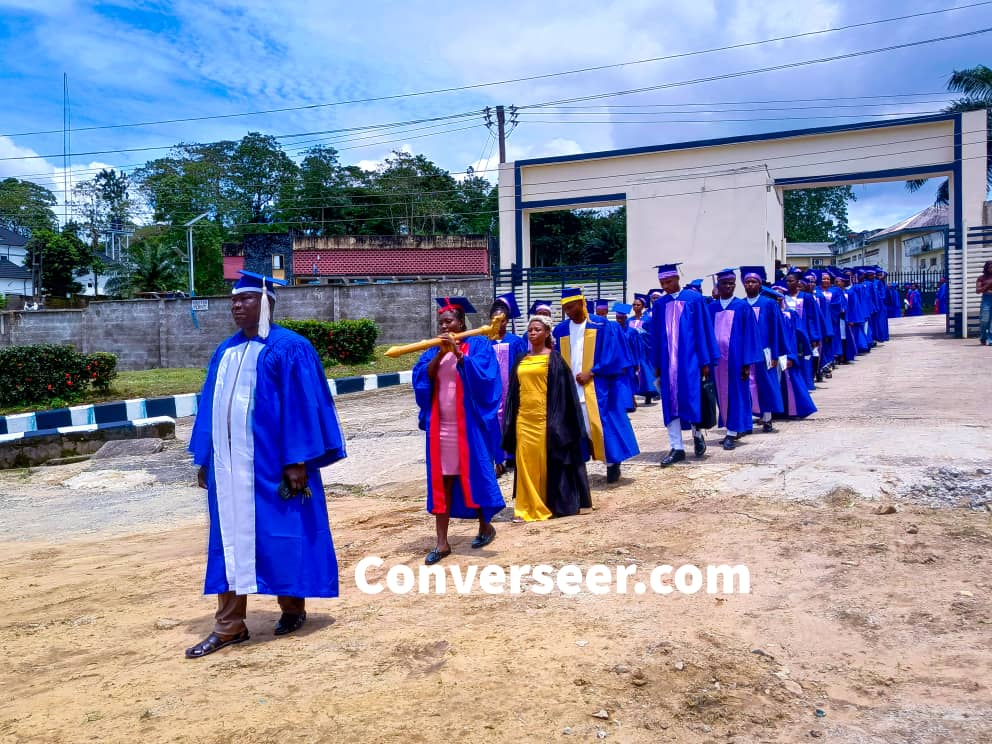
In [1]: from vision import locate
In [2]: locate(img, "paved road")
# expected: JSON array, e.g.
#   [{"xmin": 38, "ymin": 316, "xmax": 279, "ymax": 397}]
[{"xmin": 1, "ymin": 315, "xmax": 988, "ymax": 541}]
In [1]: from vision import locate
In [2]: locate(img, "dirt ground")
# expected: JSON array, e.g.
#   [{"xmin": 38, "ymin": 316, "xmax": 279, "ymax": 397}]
[{"xmin": 0, "ymin": 315, "xmax": 990, "ymax": 744}]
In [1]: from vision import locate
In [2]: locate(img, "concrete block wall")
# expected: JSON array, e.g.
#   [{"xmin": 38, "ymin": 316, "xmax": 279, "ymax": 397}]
[{"xmin": 0, "ymin": 277, "xmax": 492, "ymax": 371}]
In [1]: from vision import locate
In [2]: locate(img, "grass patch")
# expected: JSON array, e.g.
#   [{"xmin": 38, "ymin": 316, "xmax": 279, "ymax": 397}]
[{"xmin": 0, "ymin": 345, "xmax": 414, "ymax": 415}]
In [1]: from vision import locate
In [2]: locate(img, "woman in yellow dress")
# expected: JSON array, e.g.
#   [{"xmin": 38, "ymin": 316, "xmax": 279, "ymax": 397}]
[{"xmin": 501, "ymin": 316, "xmax": 591, "ymax": 521}]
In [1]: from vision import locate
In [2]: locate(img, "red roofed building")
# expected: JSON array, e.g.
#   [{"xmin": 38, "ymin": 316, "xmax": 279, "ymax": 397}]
[{"xmin": 225, "ymin": 233, "xmax": 491, "ymax": 285}]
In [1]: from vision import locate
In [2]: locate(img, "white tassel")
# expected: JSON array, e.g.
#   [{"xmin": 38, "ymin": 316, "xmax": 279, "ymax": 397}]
[{"xmin": 258, "ymin": 287, "xmax": 271, "ymax": 339}]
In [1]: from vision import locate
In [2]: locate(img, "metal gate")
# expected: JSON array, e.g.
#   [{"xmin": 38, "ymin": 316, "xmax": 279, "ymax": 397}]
[
  {"xmin": 947, "ymin": 225, "xmax": 992, "ymax": 338},
  {"xmin": 492, "ymin": 263, "xmax": 627, "ymax": 324}
]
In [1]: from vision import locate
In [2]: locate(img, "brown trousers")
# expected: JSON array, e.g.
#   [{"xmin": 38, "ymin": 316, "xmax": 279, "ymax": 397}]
[{"xmin": 214, "ymin": 591, "xmax": 306, "ymax": 635}]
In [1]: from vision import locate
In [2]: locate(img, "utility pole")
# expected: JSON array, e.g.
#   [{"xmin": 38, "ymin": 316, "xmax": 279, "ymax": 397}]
[{"xmin": 484, "ymin": 106, "xmax": 518, "ymax": 164}]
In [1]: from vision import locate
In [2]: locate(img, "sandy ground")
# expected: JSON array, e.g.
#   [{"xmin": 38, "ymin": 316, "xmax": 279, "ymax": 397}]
[{"xmin": 0, "ymin": 315, "xmax": 990, "ymax": 744}]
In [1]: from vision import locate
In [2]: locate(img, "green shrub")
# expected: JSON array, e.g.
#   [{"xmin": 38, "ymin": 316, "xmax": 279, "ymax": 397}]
[
  {"xmin": 85, "ymin": 352, "xmax": 118, "ymax": 392},
  {"xmin": 279, "ymin": 319, "xmax": 378, "ymax": 365},
  {"xmin": 0, "ymin": 344, "xmax": 90, "ymax": 407}
]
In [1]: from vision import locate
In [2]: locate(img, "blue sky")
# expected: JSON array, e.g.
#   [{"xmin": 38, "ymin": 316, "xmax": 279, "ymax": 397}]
[{"xmin": 0, "ymin": 0, "xmax": 989, "ymax": 232}]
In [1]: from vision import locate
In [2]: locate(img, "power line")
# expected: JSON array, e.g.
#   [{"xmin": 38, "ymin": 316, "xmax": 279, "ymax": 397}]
[{"xmin": 3, "ymin": 2, "xmax": 989, "ymax": 139}]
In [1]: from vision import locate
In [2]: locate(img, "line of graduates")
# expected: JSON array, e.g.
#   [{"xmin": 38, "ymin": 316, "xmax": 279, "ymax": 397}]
[{"xmin": 410, "ymin": 263, "xmax": 900, "ymax": 564}]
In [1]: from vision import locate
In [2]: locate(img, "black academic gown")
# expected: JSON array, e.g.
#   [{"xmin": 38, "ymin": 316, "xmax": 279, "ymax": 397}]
[{"xmin": 501, "ymin": 350, "xmax": 592, "ymax": 516}]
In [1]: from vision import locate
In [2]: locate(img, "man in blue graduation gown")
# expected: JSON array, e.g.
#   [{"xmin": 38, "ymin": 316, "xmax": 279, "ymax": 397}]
[
  {"xmin": 741, "ymin": 266, "xmax": 785, "ymax": 432},
  {"xmin": 647, "ymin": 264, "xmax": 720, "ymax": 467},
  {"xmin": 186, "ymin": 272, "xmax": 347, "ymax": 659},
  {"xmin": 553, "ymin": 287, "xmax": 640, "ymax": 483},
  {"xmin": 708, "ymin": 269, "xmax": 764, "ymax": 449},
  {"xmin": 783, "ymin": 269, "xmax": 821, "ymax": 390},
  {"xmin": 768, "ymin": 287, "xmax": 817, "ymax": 419},
  {"xmin": 612, "ymin": 301, "xmax": 641, "ymax": 412}
]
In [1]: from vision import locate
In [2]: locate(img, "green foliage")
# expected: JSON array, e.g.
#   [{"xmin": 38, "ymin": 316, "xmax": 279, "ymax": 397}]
[
  {"xmin": 279, "ymin": 319, "xmax": 379, "ymax": 364},
  {"xmin": 0, "ymin": 178, "xmax": 58, "ymax": 233},
  {"xmin": 0, "ymin": 293, "xmax": 6, "ymax": 310},
  {"xmin": 0, "ymin": 345, "xmax": 89, "ymax": 407},
  {"xmin": 530, "ymin": 207, "xmax": 626, "ymax": 266},
  {"xmin": 783, "ymin": 187, "xmax": 856, "ymax": 243},
  {"xmin": 104, "ymin": 232, "xmax": 186, "ymax": 297},
  {"xmin": 24, "ymin": 228, "xmax": 93, "ymax": 297},
  {"xmin": 85, "ymin": 352, "xmax": 118, "ymax": 392}
]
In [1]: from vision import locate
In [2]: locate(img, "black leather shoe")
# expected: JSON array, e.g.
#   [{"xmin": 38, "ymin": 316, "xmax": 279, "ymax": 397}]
[
  {"xmin": 721, "ymin": 435, "xmax": 736, "ymax": 451},
  {"xmin": 693, "ymin": 432, "xmax": 707, "ymax": 457},
  {"xmin": 660, "ymin": 449, "xmax": 686, "ymax": 467},
  {"xmin": 274, "ymin": 611, "xmax": 307, "ymax": 636},
  {"xmin": 762, "ymin": 421, "xmax": 778, "ymax": 433},
  {"xmin": 606, "ymin": 464, "xmax": 621, "ymax": 483},
  {"xmin": 425, "ymin": 547, "xmax": 451, "ymax": 565},
  {"xmin": 470, "ymin": 527, "xmax": 496, "ymax": 549}
]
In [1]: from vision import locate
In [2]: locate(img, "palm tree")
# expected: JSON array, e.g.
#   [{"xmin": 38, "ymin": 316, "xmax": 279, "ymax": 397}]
[
  {"xmin": 906, "ymin": 64, "xmax": 992, "ymax": 205},
  {"xmin": 104, "ymin": 234, "xmax": 185, "ymax": 298}
]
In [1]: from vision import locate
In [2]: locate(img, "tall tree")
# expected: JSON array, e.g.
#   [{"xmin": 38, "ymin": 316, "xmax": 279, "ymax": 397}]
[
  {"xmin": 24, "ymin": 227, "xmax": 92, "ymax": 297},
  {"xmin": 104, "ymin": 232, "xmax": 186, "ymax": 297},
  {"xmin": 451, "ymin": 167, "xmax": 498, "ymax": 235},
  {"xmin": 784, "ymin": 186, "xmax": 856, "ymax": 243},
  {"xmin": 227, "ymin": 132, "xmax": 299, "ymax": 225},
  {"xmin": 0, "ymin": 178, "xmax": 58, "ymax": 234},
  {"xmin": 907, "ymin": 64, "xmax": 992, "ymax": 205}
]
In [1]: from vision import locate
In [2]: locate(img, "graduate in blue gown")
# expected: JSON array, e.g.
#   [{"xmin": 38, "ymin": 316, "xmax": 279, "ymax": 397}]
[
  {"xmin": 843, "ymin": 269, "xmax": 871, "ymax": 352},
  {"xmin": 886, "ymin": 282, "xmax": 903, "ymax": 319},
  {"xmin": 708, "ymin": 269, "xmax": 764, "ymax": 449},
  {"xmin": 612, "ymin": 301, "xmax": 641, "ymax": 412},
  {"xmin": 553, "ymin": 287, "xmax": 640, "ymax": 483},
  {"xmin": 489, "ymin": 293, "xmax": 529, "ymax": 466},
  {"xmin": 628, "ymin": 293, "xmax": 658, "ymax": 404},
  {"xmin": 783, "ymin": 269, "xmax": 820, "ymax": 390},
  {"xmin": 413, "ymin": 297, "xmax": 505, "ymax": 565},
  {"xmin": 187, "ymin": 271, "xmax": 347, "ymax": 659},
  {"xmin": 648, "ymin": 264, "xmax": 720, "ymax": 467},
  {"xmin": 816, "ymin": 270, "xmax": 845, "ymax": 375},
  {"xmin": 741, "ymin": 266, "xmax": 785, "ymax": 432},
  {"xmin": 766, "ymin": 287, "xmax": 817, "ymax": 419},
  {"xmin": 834, "ymin": 274, "xmax": 860, "ymax": 363},
  {"xmin": 906, "ymin": 284, "xmax": 924, "ymax": 316},
  {"xmin": 934, "ymin": 278, "xmax": 948, "ymax": 315}
]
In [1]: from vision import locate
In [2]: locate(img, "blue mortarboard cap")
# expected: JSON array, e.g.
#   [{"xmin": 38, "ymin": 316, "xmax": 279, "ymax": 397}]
[
  {"xmin": 595, "ymin": 298, "xmax": 611, "ymax": 309},
  {"xmin": 740, "ymin": 265, "xmax": 766, "ymax": 282},
  {"xmin": 529, "ymin": 299, "xmax": 552, "ymax": 315},
  {"xmin": 633, "ymin": 293, "xmax": 650, "ymax": 305},
  {"xmin": 760, "ymin": 286, "xmax": 783, "ymax": 300},
  {"xmin": 612, "ymin": 302, "xmax": 633, "ymax": 315},
  {"xmin": 561, "ymin": 286, "xmax": 584, "ymax": 303},
  {"xmin": 493, "ymin": 292, "xmax": 522, "ymax": 319},
  {"xmin": 655, "ymin": 263, "xmax": 682, "ymax": 279},
  {"xmin": 687, "ymin": 278, "xmax": 703, "ymax": 289},
  {"xmin": 772, "ymin": 280, "xmax": 788, "ymax": 291},
  {"xmin": 586, "ymin": 299, "xmax": 595, "ymax": 314},
  {"xmin": 233, "ymin": 270, "xmax": 287, "ymax": 297},
  {"xmin": 436, "ymin": 296, "xmax": 477, "ymax": 314},
  {"xmin": 713, "ymin": 267, "xmax": 737, "ymax": 281},
  {"xmin": 786, "ymin": 266, "xmax": 804, "ymax": 276}
]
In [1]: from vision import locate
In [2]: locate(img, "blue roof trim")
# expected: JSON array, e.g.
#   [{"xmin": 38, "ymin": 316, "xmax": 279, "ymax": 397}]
[
  {"xmin": 514, "ymin": 113, "xmax": 959, "ymax": 168},
  {"xmin": 774, "ymin": 163, "xmax": 954, "ymax": 187},
  {"xmin": 520, "ymin": 193, "xmax": 627, "ymax": 210}
]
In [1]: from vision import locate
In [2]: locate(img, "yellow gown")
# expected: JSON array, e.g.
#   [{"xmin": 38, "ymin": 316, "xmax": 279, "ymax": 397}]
[{"xmin": 514, "ymin": 353, "xmax": 552, "ymax": 521}]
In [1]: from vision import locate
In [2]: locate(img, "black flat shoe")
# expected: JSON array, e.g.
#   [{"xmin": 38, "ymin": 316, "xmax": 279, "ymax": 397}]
[
  {"xmin": 274, "ymin": 611, "xmax": 307, "ymax": 636},
  {"xmin": 762, "ymin": 421, "xmax": 778, "ymax": 433},
  {"xmin": 425, "ymin": 547, "xmax": 451, "ymax": 565},
  {"xmin": 184, "ymin": 628, "xmax": 250, "ymax": 659},
  {"xmin": 693, "ymin": 432, "xmax": 707, "ymax": 458},
  {"xmin": 606, "ymin": 464, "xmax": 621, "ymax": 483},
  {"xmin": 471, "ymin": 527, "xmax": 496, "ymax": 549},
  {"xmin": 660, "ymin": 449, "xmax": 686, "ymax": 467},
  {"xmin": 721, "ymin": 435, "xmax": 736, "ymax": 451}
]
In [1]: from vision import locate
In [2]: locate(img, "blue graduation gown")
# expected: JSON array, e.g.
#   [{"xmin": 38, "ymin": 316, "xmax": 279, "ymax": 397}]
[
  {"xmin": 647, "ymin": 289, "xmax": 720, "ymax": 428},
  {"xmin": 784, "ymin": 292, "xmax": 818, "ymax": 390},
  {"xmin": 616, "ymin": 320, "xmax": 640, "ymax": 411},
  {"xmin": 708, "ymin": 298, "xmax": 763, "ymax": 433},
  {"xmin": 935, "ymin": 282, "xmax": 948, "ymax": 315},
  {"xmin": 553, "ymin": 315, "xmax": 640, "ymax": 463},
  {"xmin": 778, "ymin": 309, "xmax": 818, "ymax": 419},
  {"xmin": 413, "ymin": 336, "xmax": 505, "ymax": 521},
  {"xmin": 886, "ymin": 286, "xmax": 902, "ymax": 318},
  {"xmin": 907, "ymin": 289, "xmax": 923, "ymax": 316},
  {"xmin": 872, "ymin": 280, "xmax": 890, "ymax": 341},
  {"xmin": 189, "ymin": 325, "xmax": 346, "ymax": 598},
  {"xmin": 746, "ymin": 296, "xmax": 785, "ymax": 416},
  {"xmin": 628, "ymin": 317, "xmax": 658, "ymax": 398}
]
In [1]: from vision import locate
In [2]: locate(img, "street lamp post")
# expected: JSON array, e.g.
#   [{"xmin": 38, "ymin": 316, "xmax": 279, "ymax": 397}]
[{"xmin": 184, "ymin": 212, "xmax": 210, "ymax": 295}]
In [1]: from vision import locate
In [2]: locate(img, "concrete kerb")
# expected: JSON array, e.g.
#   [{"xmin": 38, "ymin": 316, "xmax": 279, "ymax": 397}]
[{"xmin": 0, "ymin": 370, "xmax": 414, "ymax": 436}]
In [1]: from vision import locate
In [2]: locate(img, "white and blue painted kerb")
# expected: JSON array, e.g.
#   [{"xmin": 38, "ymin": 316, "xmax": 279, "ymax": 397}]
[
  {"xmin": 0, "ymin": 416, "xmax": 176, "ymax": 444},
  {"xmin": 0, "ymin": 370, "xmax": 413, "ymax": 437}
]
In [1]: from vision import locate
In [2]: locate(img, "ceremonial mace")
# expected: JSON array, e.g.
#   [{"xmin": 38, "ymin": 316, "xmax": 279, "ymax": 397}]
[{"xmin": 384, "ymin": 313, "xmax": 506, "ymax": 358}]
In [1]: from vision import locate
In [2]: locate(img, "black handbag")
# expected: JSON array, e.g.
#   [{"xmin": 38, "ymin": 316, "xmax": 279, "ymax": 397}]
[{"xmin": 696, "ymin": 376, "xmax": 718, "ymax": 430}]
